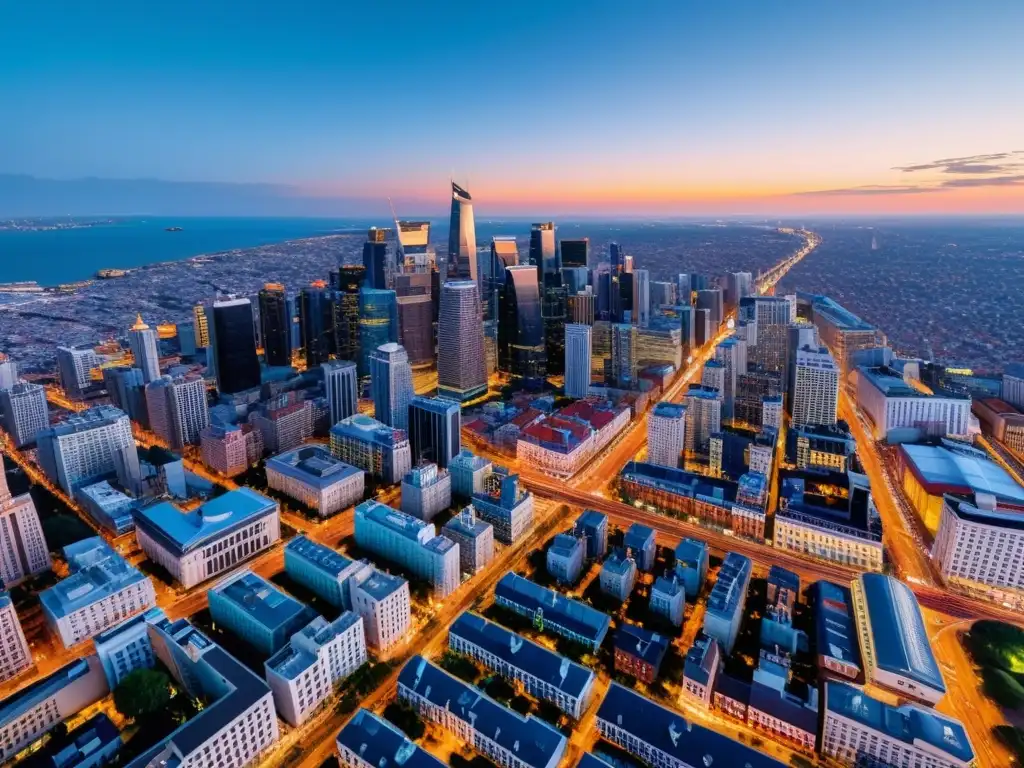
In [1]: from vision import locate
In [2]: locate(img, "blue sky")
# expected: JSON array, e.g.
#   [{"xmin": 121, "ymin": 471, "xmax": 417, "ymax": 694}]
[{"xmin": 2, "ymin": 1, "xmax": 1023, "ymax": 214}]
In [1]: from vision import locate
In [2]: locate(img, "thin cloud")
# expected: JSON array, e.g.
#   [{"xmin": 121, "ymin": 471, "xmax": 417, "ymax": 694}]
[
  {"xmin": 941, "ymin": 174, "xmax": 1024, "ymax": 188},
  {"xmin": 792, "ymin": 184, "xmax": 935, "ymax": 197},
  {"xmin": 895, "ymin": 151, "xmax": 1024, "ymax": 174}
]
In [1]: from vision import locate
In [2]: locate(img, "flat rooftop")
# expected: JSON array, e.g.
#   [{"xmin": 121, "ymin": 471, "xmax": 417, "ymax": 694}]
[
  {"xmin": 284, "ymin": 535, "xmax": 355, "ymax": 577},
  {"xmin": 266, "ymin": 446, "xmax": 362, "ymax": 489},
  {"xmin": 40, "ymin": 537, "xmax": 149, "ymax": 619},
  {"xmin": 212, "ymin": 571, "xmax": 314, "ymax": 633},
  {"xmin": 900, "ymin": 442, "xmax": 1024, "ymax": 503}
]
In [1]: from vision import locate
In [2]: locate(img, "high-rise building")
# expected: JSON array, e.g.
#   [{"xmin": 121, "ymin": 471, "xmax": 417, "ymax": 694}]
[
  {"xmin": 615, "ymin": 271, "xmax": 634, "ymax": 323},
  {"xmin": 725, "ymin": 272, "xmax": 754, "ymax": 308},
  {"xmin": 209, "ymin": 298, "xmax": 261, "ymax": 395},
  {"xmin": 610, "ymin": 242, "xmax": 624, "ymax": 274},
  {"xmin": 564, "ymin": 324, "xmax": 593, "ymax": 399},
  {"xmin": 401, "ymin": 462, "xmax": 452, "ymax": 522},
  {"xmin": 486, "ymin": 236, "xmax": 519, "ymax": 317},
  {"xmin": 650, "ymin": 281, "xmax": 676, "ymax": 312},
  {"xmin": 694, "ymin": 307, "xmax": 711, "ymax": 347},
  {"xmin": 792, "ymin": 346, "xmax": 839, "ymax": 426},
  {"xmin": 647, "ymin": 402, "xmax": 686, "ymax": 468},
  {"xmin": 92, "ymin": 608, "xmax": 167, "ymax": 689},
  {"xmin": 334, "ymin": 265, "xmax": 365, "ymax": 363},
  {"xmin": 609, "ymin": 323, "xmax": 637, "ymax": 388},
  {"xmin": 561, "ymin": 267, "xmax": 590, "ymax": 296},
  {"xmin": 0, "ymin": 469, "xmax": 49, "ymax": 586},
  {"xmin": 676, "ymin": 273, "xmax": 691, "ymax": 303},
  {"xmin": 56, "ymin": 344, "xmax": 103, "ymax": 400},
  {"xmin": 442, "ymin": 507, "xmax": 494, "ymax": 574},
  {"xmin": 438, "ymin": 281, "xmax": 487, "ymax": 402},
  {"xmin": 408, "ymin": 395, "xmax": 461, "ymax": 469},
  {"xmin": 786, "ymin": 323, "xmax": 819, "ymax": 407},
  {"xmin": 322, "ymin": 360, "xmax": 359, "ymax": 426},
  {"xmin": 0, "ymin": 382, "xmax": 49, "ymax": 448},
  {"xmin": 330, "ymin": 414, "xmax": 412, "ymax": 484},
  {"xmin": 395, "ymin": 220, "xmax": 434, "ymax": 272},
  {"xmin": 559, "ymin": 238, "xmax": 589, "ymax": 269},
  {"xmin": 350, "ymin": 568, "xmax": 410, "ymax": 652},
  {"xmin": 358, "ymin": 286, "xmax": 398, "ymax": 378},
  {"xmin": 37, "ymin": 406, "xmax": 139, "ymax": 495},
  {"xmin": 363, "ymin": 227, "xmax": 393, "ymax": 290},
  {"xmin": 258, "ymin": 283, "xmax": 291, "ymax": 367},
  {"xmin": 567, "ymin": 291, "xmax": 595, "ymax": 325},
  {"xmin": 209, "ymin": 570, "xmax": 317, "ymax": 655},
  {"xmin": 714, "ymin": 336, "xmax": 747, "ymax": 422},
  {"xmin": 695, "ymin": 289, "xmax": 724, "ymax": 332},
  {"xmin": 370, "ymin": 343, "xmax": 413, "ymax": 430},
  {"xmin": 0, "ymin": 591, "xmax": 32, "ymax": 682},
  {"xmin": 684, "ymin": 385, "xmax": 722, "ymax": 454},
  {"xmin": 300, "ymin": 282, "xmax": 339, "ymax": 368},
  {"xmin": 192, "ymin": 304, "xmax": 210, "ymax": 348},
  {"xmin": 529, "ymin": 222, "xmax": 558, "ymax": 282},
  {"xmin": 394, "ymin": 271, "xmax": 434, "ymax": 366},
  {"xmin": 498, "ymin": 265, "xmax": 546, "ymax": 384},
  {"xmin": 447, "ymin": 182, "xmax": 477, "ymax": 282},
  {"xmin": 146, "ymin": 374, "xmax": 209, "ymax": 449},
  {"xmin": 633, "ymin": 268, "xmax": 651, "ymax": 327},
  {"xmin": 0, "ymin": 354, "xmax": 16, "ymax": 390},
  {"xmin": 742, "ymin": 296, "xmax": 791, "ymax": 375},
  {"xmin": 543, "ymin": 283, "xmax": 568, "ymax": 376},
  {"xmin": 127, "ymin": 315, "xmax": 161, "ymax": 383}
]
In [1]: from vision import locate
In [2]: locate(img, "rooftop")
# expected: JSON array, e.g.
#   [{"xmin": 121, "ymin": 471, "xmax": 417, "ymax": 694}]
[
  {"xmin": 399, "ymin": 656, "xmax": 566, "ymax": 768},
  {"xmin": 597, "ymin": 683, "xmax": 784, "ymax": 767},
  {"xmin": 601, "ymin": 549, "xmax": 635, "ymax": 576},
  {"xmin": 652, "ymin": 402, "xmax": 686, "ymax": 420},
  {"xmin": 809, "ymin": 581, "xmax": 860, "ymax": 671},
  {"xmin": 674, "ymin": 537, "xmax": 708, "ymax": 565},
  {"xmin": 624, "ymin": 523, "xmax": 655, "ymax": 547},
  {"xmin": 356, "ymin": 499, "xmax": 433, "ymax": 542},
  {"xmin": 336, "ymin": 709, "xmax": 445, "ymax": 768},
  {"xmin": 40, "ymin": 537, "xmax": 149, "ymax": 620},
  {"xmin": 652, "ymin": 575, "xmax": 684, "ymax": 598},
  {"xmin": 443, "ymin": 507, "xmax": 492, "ymax": 538},
  {"xmin": 686, "ymin": 384, "xmax": 721, "ymax": 401},
  {"xmin": 808, "ymin": 294, "xmax": 876, "ymax": 332},
  {"xmin": 707, "ymin": 552, "xmax": 751, "ymax": 620},
  {"xmin": 900, "ymin": 442, "xmax": 1024, "ymax": 503},
  {"xmin": 331, "ymin": 413, "xmax": 408, "ymax": 447},
  {"xmin": 575, "ymin": 509, "xmax": 607, "ymax": 530},
  {"xmin": 353, "ymin": 569, "xmax": 407, "ymax": 602},
  {"xmin": 266, "ymin": 446, "xmax": 362, "ymax": 489},
  {"xmin": 0, "ymin": 657, "xmax": 96, "ymax": 727},
  {"xmin": 211, "ymin": 570, "xmax": 314, "ymax": 633},
  {"xmin": 450, "ymin": 612, "xmax": 595, "ymax": 700},
  {"xmin": 284, "ymin": 536, "xmax": 355, "ymax": 577},
  {"xmin": 548, "ymin": 534, "xmax": 584, "ymax": 560},
  {"xmin": 858, "ymin": 365, "xmax": 937, "ymax": 398},
  {"xmin": 133, "ymin": 487, "xmax": 277, "ymax": 555},
  {"xmin": 495, "ymin": 573, "xmax": 610, "ymax": 644},
  {"xmin": 621, "ymin": 462, "xmax": 738, "ymax": 509},
  {"xmin": 615, "ymin": 623, "xmax": 668, "ymax": 667},
  {"xmin": 945, "ymin": 494, "xmax": 1024, "ymax": 531},
  {"xmin": 266, "ymin": 613, "xmax": 362, "ymax": 680}
]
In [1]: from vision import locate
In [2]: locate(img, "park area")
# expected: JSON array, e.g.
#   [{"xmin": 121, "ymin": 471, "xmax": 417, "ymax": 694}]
[{"xmin": 964, "ymin": 620, "xmax": 1024, "ymax": 763}]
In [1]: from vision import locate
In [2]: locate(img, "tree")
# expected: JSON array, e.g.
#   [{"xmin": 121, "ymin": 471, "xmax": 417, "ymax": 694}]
[
  {"xmin": 114, "ymin": 668, "xmax": 172, "ymax": 720},
  {"xmin": 42, "ymin": 514, "xmax": 93, "ymax": 552}
]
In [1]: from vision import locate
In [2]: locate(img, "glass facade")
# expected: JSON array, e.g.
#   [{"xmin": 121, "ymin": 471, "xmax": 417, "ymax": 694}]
[
  {"xmin": 358, "ymin": 286, "xmax": 398, "ymax": 378},
  {"xmin": 300, "ymin": 285, "xmax": 339, "ymax": 368},
  {"xmin": 447, "ymin": 182, "xmax": 477, "ymax": 282},
  {"xmin": 559, "ymin": 238, "xmax": 589, "ymax": 268},
  {"xmin": 499, "ymin": 266, "xmax": 546, "ymax": 384},
  {"xmin": 258, "ymin": 285, "xmax": 291, "ymax": 367},
  {"xmin": 211, "ymin": 299, "xmax": 260, "ymax": 394},
  {"xmin": 334, "ymin": 265, "xmax": 365, "ymax": 364}
]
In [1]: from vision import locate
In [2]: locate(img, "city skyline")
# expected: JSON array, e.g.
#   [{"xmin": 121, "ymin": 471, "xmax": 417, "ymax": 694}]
[{"xmin": 3, "ymin": 2, "xmax": 1024, "ymax": 216}]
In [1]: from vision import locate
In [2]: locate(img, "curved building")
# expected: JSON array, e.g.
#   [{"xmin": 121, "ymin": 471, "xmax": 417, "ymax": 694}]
[
  {"xmin": 447, "ymin": 182, "xmax": 477, "ymax": 282},
  {"xmin": 438, "ymin": 281, "xmax": 486, "ymax": 402},
  {"xmin": 498, "ymin": 265, "xmax": 546, "ymax": 384}
]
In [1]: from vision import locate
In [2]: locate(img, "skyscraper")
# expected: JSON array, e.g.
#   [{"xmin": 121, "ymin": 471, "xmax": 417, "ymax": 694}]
[
  {"xmin": 209, "ymin": 298, "xmax": 261, "ymax": 395},
  {"xmin": 127, "ymin": 315, "xmax": 160, "ymax": 383},
  {"xmin": 408, "ymin": 396, "xmax": 461, "ymax": 469},
  {"xmin": 0, "ymin": 382, "xmax": 49, "ymax": 448},
  {"xmin": 259, "ymin": 283, "xmax": 291, "ymax": 367},
  {"xmin": 742, "ymin": 296, "xmax": 791, "ymax": 375},
  {"xmin": 543, "ymin": 283, "xmax": 568, "ymax": 376},
  {"xmin": 633, "ymin": 269, "xmax": 651, "ymax": 327},
  {"xmin": 395, "ymin": 289, "xmax": 434, "ymax": 366},
  {"xmin": 363, "ymin": 227, "xmax": 393, "ymax": 290},
  {"xmin": 650, "ymin": 281, "xmax": 676, "ymax": 312},
  {"xmin": 145, "ymin": 374, "xmax": 209, "ymax": 449},
  {"xmin": 529, "ymin": 222, "xmax": 558, "ymax": 283},
  {"xmin": 567, "ymin": 292, "xmax": 596, "ymax": 326},
  {"xmin": 322, "ymin": 360, "xmax": 359, "ymax": 426},
  {"xmin": 447, "ymin": 182, "xmax": 477, "ymax": 282},
  {"xmin": 192, "ymin": 304, "xmax": 210, "ymax": 348},
  {"xmin": 37, "ymin": 406, "xmax": 140, "ymax": 495},
  {"xmin": 0, "ymin": 469, "xmax": 49, "ymax": 586},
  {"xmin": 0, "ymin": 354, "xmax": 16, "ymax": 390},
  {"xmin": 786, "ymin": 323, "xmax": 819, "ymax": 409},
  {"xmin": 300, "ymin": 282, "xmax": 339, "ymax": 368},
  {"xmin": 609, "ymin": 323, "xmax": 637, "ymax": 388},
  {"xmin": 791, "ymin": 346, "xmax": 839, "ymax": 426},
  {"xmin": 694, "ymin": 308, "xmax": 712, "ymax": 347},
  {"xmin": 56, "ymin": 344, "xmax": 103, "ymax": 400},
  {"xmin": 610, "ymin": 242, "xmax": 624, "ymax": 274},
  {"xmin": 395, "ymin": 221, "xmax": 433, "ymax": 273},
  {"xmin": 647, "ymin": 402, "xmax": 686, "ymax": 468},
  {"xmin": 695, "ymin": 289, "xmax": 724, "ymax": 333},
  {"xmin": 676, "ymin": 274, "xmax": 691, "ymax": 304},
  {"xmin": 684, "ymin": 386, "xmax": 722, "ymax": 455},
  {"xmin": 714, "ymin": 336, "xmax": 747, "ymax": 422},
  {"xmin": 559, "ymin": 238, "xmax": 589, "ymax": 269},
  {"xmin": 498, "ymin": 266, "xmax": 546, "ymax": 384},
  {"xmin": 438, "ymin": 281, "xmax": 487, "ymax": 402},
  {"xmin": 370, "ymin": 343, "xmax": 414, "ymax": 430},
  {"xmin": 561, "ymin": 267, "xmax": 590, "ymax": 296},
  {"xmin": 725, "ymin": 272, "xmax": 754, "ymax": 309},
  {"xmin": 564, "ymin": 324, "xmax": 592, "ymax": 399},
  {"xmin": 358, "ymin": 286, "xmax": 399, "ymax": 378}
]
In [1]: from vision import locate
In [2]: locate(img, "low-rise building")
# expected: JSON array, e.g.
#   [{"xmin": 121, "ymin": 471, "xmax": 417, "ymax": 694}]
[
  {"xmin": 747, "ymin": 658, "xmax": 819, "ymax": 752},
  {"xmin": 597, "ymin": 683, "xmax": 784, "ymax": 768},
  {"xmin": 354, "ymin": 500, "xmax": 460, "ymax": 598},
  {"xmin": 573, "ymin": 510, "xmax": 608, "ymax": 559},
  {"xmin": 613, "ymin": 624, "xmax": 668, "ymax": 684},
  {"xmin": 336, "ymin": 708, "xmax": 445, "ymax": 768},
  {"xmin": 760, "ymin": 566, "xmax": 804, "ymax": 654},
  {"xmin": 46, "ymin": 712, "xmax": 121, "ymax": 768},
  {"xmin": 266, "ymin": 446, "xmax": 364, "ymax": 518},
  {"xmin": 852, "ymin": 573, "xmax": 946, "ymax": 705},
  {"xmin": 92, "ymin": 607, "xmax": 167, "ymax": 688},
  {"xmin": 623, "ymin": 523, "xmax": 656, "ymax": 571},
  {"xmin": 495, "ymin": 572, "xmax": 610, "ymax": 651},
  {"xmin": 398, "ymin": 656, "xmax": 568, "ymax": 768},
  {"xmin": 516, "ymin": 399, "xmax": 630, "ymax": 478},
  {"xmin": 449, "ymin": 449, "xmax": 493, "ymax": 499},
  {"xmin": 265, "ymin": 613, "xmax": 367, "ymax": 726},
  {"xmin": 703, "ymin": 552, "xmax": 751, "ymax": 655},
  {"xmin": 599, "ymin": 550, "xmax": 637, "ymax": 602},
  {"xmin": 854, "ymin": 365, "xmax": 971, "ymax": 442},
  {"xmin": 75, "ymin": 481, "xmax": 136, "ymax": 536},
  {"xmin": 442, "ymin": 506, "xmax": 495, "ymax": 575},
  {"xmin": 400, "ymin": 462, "xmax": 452, "ymax": 522},
  {"xmin": 713, "ymin": 671, "xmax": 752, "ymax": 722},
  {"xmin": 823, "ymin": 681, "xmax": 974, "ymax": 768},
  {"xmin": 200, "ymin": 422, "xmax": 263, "ymax": 477},
  {"xmin": 40, "ymin": 538, "xmax": 156, "ymax": 648},
  {"xmin": 133, "ymin": 487, "xmax": 280, "ymax": 589},
  {"xmin": 650, "ymin": 575, "xmax": 685, "ymax": 627},
  {"xmin": 209, "ymin": 570, "xmax": 317, "ymax": 655},
  {"xmin": 674, "ymin": 538, "xmax": 708, "ymax": 597},
  {"xmin": 546, "ymin": 534, "xmax": 585, "ymax": 585},
  {"xmin": 682, "ymin": 633, "xmax": 720, "ymax": 707},
  {"xmin": 330, "ymin": 414, "xmax": 412, "ymax": 484},
  {"xmin": 284, "ymin": 536, "xmax": 373, "ymax": 610},
  {"xmin": 350, "ymin": 568, "xmax": 410, "ymax": 652},
  {"xmin": 808, "ymin": 581, "xmax": 861, "ymax": 681},
  {"xmin": 932, "ymin": 492, "xmax": 1024, "ymax": 595},
  {"xmin": 449, "ymin": 611, "xmax": 596, "ymax": 719},
  {"xmin": 0, "ymin": 591, "xmax": 31, "ymax": 683},
  {"xmin": 472, "ymin": 465, "xmax": 534, "ymax": 543}
]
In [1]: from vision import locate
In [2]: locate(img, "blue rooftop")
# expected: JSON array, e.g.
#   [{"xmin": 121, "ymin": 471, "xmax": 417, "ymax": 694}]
[
  {"xmin": 674, "ymin": 537, "xmax": 708, "ymax": 566},
  {"xmin": 450, "ymin": 612, "xmax": 594, "ymax": 700},
  {"xmin": 284, "ymin": 536, "xmax": 354, "ymax": 577},
  {"xmin": 577, "ymin": 754, "xmax": 614, "ymax": 768},
  {"xmin": 266, "ymin": 613, "xmax": 362, "ymax": 680},
  {"xmin": 495, "ymin": 572, "xmax": 610, "ymax": 645},
  {"xmin": 901, "ymin": 442, "xmax": 1024, "ymax": 503},
  {"xmin": 598, "ymin": 683, "xmax": 784, "ymax": 767},
  {"xmin": 652, "ymin": 576, "xmax": 684, "ymax": 598},
  {"xmin": 858, "ymin": 574, "xmax": 944, "ymax": 694},
  {"xmin": 337, "ymin": 709, "xmax": 445, "ymax": 768},
  {"xmin": 443, "ymin": 508, "xmax": 492, "ymax": 538},
  {"xmin": 601, "ymin": 549, "xmax": 635, "ymax": 576},
  {"xmin": 809, "ymin": 294, "xmax": 876, "ymax": 332},
  {"xmin": 399, "ymin": 656, "xmax": 567, "ymax": 768},
  {"xmin": 133, "ymin": 487, "xmax": 276, "ymax": 555},
  {"xmin": 624, "ymin": 523, "xmax": 654, "ymax": 547},
  {"xmin": 683, "ymin": 633, "xmax": 717, "ymax": 687},
  {"xmin": 614, "ymin": 623, "xmax": 668, "ymax": 667},
  {"xmin": 652, "ymin": 402, "xmax": 686, "ymax": 419},
  {"xmin": 331, "ymin": 414, "xmax": 406, "ymax": 448},
  {"xmin": 858, "ymin": 366, "xmax": 929, "ymax": 398},
  {"xmin": 212, "ymin": 571, "xmax": 315, "ymax": 633},
  {"xmin": 40, "ymin": 537, "xmax": 149, "ymax": 620},
  {"xmin": 354, "ymin": 569, "xmax": 407, "ymax": 601},
  {"xmin": 410, "ymin": 395, "xmax": 461, "ymax": 416},
  {"xmin": 548, "ymin": 533, "xmax": 584, "ymax": 559},
  {"xmin": 575, "ymin": 509, "xmax": 606, "ymax": 529},
  {"xmin": 266, "ymin": 446, "xmax": 362, "ymax": 489},
  {"xmin": 946, "ymin": 494, "xmax": 1024, "ymax": 531},
  {"xmin": 621, "ymin": 462, "xmax": 738, "ymax": 508},
  {"xmin": 356, "ymin": 499, "xmax": 431, "ymax": 541},
  {"xmin": 707, "ymin": 552, "xmax": 751, "ymax": 620},
  {"xmin": 686, "ymin": 384, "xmax": 721, "ymax": 400},
  {"xmin": 825, "ymin": 681, "xmax": 973, "ymax": 763}
]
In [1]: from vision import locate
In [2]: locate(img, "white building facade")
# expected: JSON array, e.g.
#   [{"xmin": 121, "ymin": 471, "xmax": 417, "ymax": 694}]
[
  {"xmin": 647, "ymin": 403, "xmax": 686, "ymax": 468},
  {"xmin": 932, "ymin": 494, "xmax": 1024, "ymax": 594},
  {"xmin": 0, "ymin": 592, "xmax": 31, "ymax": 682},
  {"xmin": 564, "ymin": 324, "xmax": 593, "ymax": 399},
  {"xmin": 792, "ymin": 346, "xmax": 839, "ymax": 426}
]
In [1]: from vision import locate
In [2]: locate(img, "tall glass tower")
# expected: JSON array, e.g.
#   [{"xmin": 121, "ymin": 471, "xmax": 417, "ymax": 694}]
[
  {"xmin": 358, "ymin": 286, "xmax": 398, "ymax": 378},
  {"xmin": 437, "ymin": 281, "xmax": 486, "ymax": 402},
  {"xmin": 299, "ymin": 282, "xmax": 339, "ymax": 368},
  {"xmin": 210, "ymin": 298, "xmax": 261, "ymax": 395},
  {"xmin": 370, "ymin": 343, "xmax": 414, "ymax": 430},
  {"xmin": 258, "ymin": 283, "xmax": 291, "ymax": 367},
  {"xmin": 498, "ymin": 266, "xmax": 546, "ymax": 385},
  {"xmin": 335, "ymin": 265, "xmax": 365, "ymax": 364},
  {"xmin": 529, "ymin": 222, "xmax": 558, "ymax": 283},
  {"xmin": 447, "ymin": 182, "xmax": 477, "ymax": 283},
  {"xmin": 363, "ymin": 227, "xmax": 393, "ymax": 290}
]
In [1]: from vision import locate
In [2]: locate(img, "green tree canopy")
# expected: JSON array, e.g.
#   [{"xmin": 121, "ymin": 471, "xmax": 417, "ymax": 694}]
[{"xmin": 114, "ymin": 668, "xmax": 172, "ymax": 720}]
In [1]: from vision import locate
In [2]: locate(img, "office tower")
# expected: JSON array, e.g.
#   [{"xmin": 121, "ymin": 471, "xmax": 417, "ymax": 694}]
[
  {"xmin": 0, "ymin": 469, "xmax": 49, "ymax": 585},
  {"xmin": 41, "ymin": 537, "xmax": 157, "ymax": 648},
  {"xmin": 56, "ymin": 344, "xmax": 103, "ymax": 400},
  {"xmin": 209, "ymin": 570, "xmax": 316, "ymax": 655},
  {"xmin": 725, "ymin": 272, "xmax": 754, "ymax": 308},
  {"xmin": 363, "ymin": 227, "xmax": 393, "ymax": 290},
  {"xmin": 691, "ymin": 274, "xmax": 710, "ymax": 291},
  {"xmin": 330, "ymin": 414, "xmax": 412, "ymax": 484},
  {"xmin": 567, "ymin": 291, "xmax": 596, "ymax": 325},
  {"xmin": 176, "ymin": 321, "xmax": 197, "ymax": 356},
  {"xmin": 742, "ymin": 295, "xmax": 791, "ymax": 375},
  {"xmin": 792, "ymin": 346, "xmax": 840, "ymax": 426},
  {"xmin": 786, "ymin": 322, "xmax": 819, "ymax": 407},
  {"xmin": 37, "ymin": 406, "xmax": 139, "ymax": 495},
  {"xmin": 647, "ymin": 402, "xmax": 686, "ymax": 468},
  {"xmin": 0, "ymin": 591, "xmax": 31, "ymax": 682},
  {"xmin": 560, "ymin": 237, "xmax": 589, "ymax": 268},
  {"xmin": 408, "ymin": 395, "xmax": 461, "ymax": 468},
  {"xmin": 695, "ymin": 289, "xmax": 724, "ymax": 332},
  {"xmin": 609, "ymin": 323, "xmax": 637, "ymax": 388},
  {"xmin": 650, "ymin": 281, "xmax": 676, "ymax": 312},
  {"xmin": 701, "ymin": 360, "xmax": 725, "ymax": 395},
  {"xmin": 394, "ymin": 271, "xmax": 434, "ymax": 366},
  {"xmin": 529, "ymin": 222, "xmax": 558, "ymax": 281},
  {"xmin": 370, "ymin": 343, "xmax": 413, "ymax": 430},
  {"xmin": 0, "ymin": 354, "xmax": 16, "ymax": 390},
  {"xmin": 675, "ymin": 304, "xmax": 696, "ymax": 351},
  {"xmin": 561, "ymin": 267, "xmax": 590, "ymax": 296},
  {"xmin": 209, "ymin": 297, "xmax": 260, "ymax": 394},
  {"xmin": 694, "ymin": 308, "xmax": 712, "ymax": 347},
  {"xmin": 684, "ymin": 385, "xmax": 722, "ymax": 454},
  {"xmin": 450, "ymin": 450, "xmax": 493, "ymax": 499},
  {"xmin": 299, "ymin": 282, "xmax": 338, "ymax": 368},
  {"xmin": 146, "ymin": 374, "xmax": 209, "ymax": 449},
  {"xmin": 0, "ymin": 382, "xmax": 49, "ymax": 448},
  {"xmin": 358, "ymin": 286, "xmax": 398, "ymax": 378},
  {"xmin": 447, "ymin": 181, "xmax": 477, "ymax": 282},
  {"xmin": 622, "ymin": 255, "xmax": 634, "ymax": 273},
  {"xmin": 736, "ymin": 369, "xmax": 783, "ymax": 428},
  {"xmin": 593, "ymin": 262, "xmax": 611, "ymax": 320},
  {"xmin": 714, "ymin": 336, "xmax": 747, "ymax": 421},
  {"xmin": 127, "ymin": 315, "xmax": 160, "ymax": 383},
  {"xmin": 498, "ymin": 265, "xmax": 546, "ymax": 383},
  {"xmin": 401, "ymin": 462, "xmax": 452, "ymax": 521},
  {"xmin": 395, "ymin": 220, "xmax": 433, "ymax": 272},
  {"xmin": 564, "ymin": 324, "xmax": 593, "ymax": 399},
  {"xmin": 676, "ymin": 273, "xmax": 691, "ymax": 303},
  {"xmin": 335, "ymin": 265, "xmax": 366, "ymax": 363},
  {"xmin": 192, "ymin": 304, "xmax": 210, "ymax": 348},
  {"xmin": 543, "ymin": 283, "xmax": 568, "ymax": 376},
  {"xmin": 1003, "ymin": 363, "xmax": 1024, "ymax": 410},
  {"xmin": 323, "ymin": 360, "xmax": 359, "ymax": 426},
  {"xmin": 610, "ymin": 242, "xmax": 624, "ymax": 273},
  {"xmin": 248, "ymin": 394, "xmax": 314, "ymax": 455},
  {"xmin": 258, "ymin": 283, "xmax": 291, "ymax": 367},
  {"xmin": 487, "ymin": 236, "xmax": 519, "ymax": 313},
  {"xmin": 633, "ymin": 268, "xmax": 650, "ymax": 327},
  {"xmin": 616, "ymin": 271, "xmax": 634, "ymax": 323},
  {"xmin": 438, "ymin": 281, "xmax": 487, "ymax": 402}
]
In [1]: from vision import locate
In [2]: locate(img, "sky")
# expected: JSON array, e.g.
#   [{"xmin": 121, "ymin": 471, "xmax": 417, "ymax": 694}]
[{"xmin": 2, "ymin": 0, "xmax": 1024, "ymax": 216}]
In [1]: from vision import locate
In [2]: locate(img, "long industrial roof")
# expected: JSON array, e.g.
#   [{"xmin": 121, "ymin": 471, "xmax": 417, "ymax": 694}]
[
  {"xmin": 336, "ymin": 709, "xmax": 445, "ymax": 768},
  {"xmin": 900, "ymin": 443, "xmax": 1024, "ymax": 503},
  {"xmin": 495, "ymin": 572, "xmax": 610, "ymax": 644}
]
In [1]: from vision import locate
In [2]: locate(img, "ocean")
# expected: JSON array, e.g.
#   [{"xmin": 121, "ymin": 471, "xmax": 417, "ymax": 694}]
[{"xmin": 0, "ymin": 216, "xmax": 380, "ymax": 285}]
